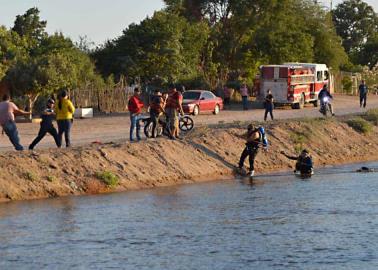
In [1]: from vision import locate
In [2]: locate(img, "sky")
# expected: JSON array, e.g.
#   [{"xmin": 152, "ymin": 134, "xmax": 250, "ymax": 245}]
[{"xmin": 0, "ymin": 0, "xmax": 377, "ymax": 47}]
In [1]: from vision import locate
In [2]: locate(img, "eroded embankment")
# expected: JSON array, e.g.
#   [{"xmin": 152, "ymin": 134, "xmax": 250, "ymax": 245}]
[{"xmin": 1, "ymin": 116, "xmax": 378, "ymax": 202}]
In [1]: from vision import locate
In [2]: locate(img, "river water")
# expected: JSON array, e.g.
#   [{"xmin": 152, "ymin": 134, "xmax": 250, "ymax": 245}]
[{"xmin": 1, "ymin": 162, "xmax": 378, "ymax": 269}]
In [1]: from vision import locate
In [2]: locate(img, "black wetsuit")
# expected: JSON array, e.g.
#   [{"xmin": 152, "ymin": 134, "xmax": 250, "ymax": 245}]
[
  {"xmin": 285, "ymin": 154, "xmax": 313, "ymax": 174},
  {"xmin": 238, "ymin": 130, "xmax": 260, "ymax": 172}
]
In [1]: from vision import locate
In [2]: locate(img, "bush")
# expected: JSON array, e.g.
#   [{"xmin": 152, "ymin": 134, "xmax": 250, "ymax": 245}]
[
  {"xmin": 96, "ymin": 171, "xmax": 119, "ymax": 187},
  {"xmin": 364, "ymin": 109, "xmax": 378, "ymax": 125},
  {"xmin": 24, "ymin": 172, "xmax": 37, "ymax": 181},
  {"xmin": 342, "ymin": 76, "xmax": 353, "ymax": 94},
  {"xmin": 346, "ymin": 117, "xmax": 373, "ymax": 134}
]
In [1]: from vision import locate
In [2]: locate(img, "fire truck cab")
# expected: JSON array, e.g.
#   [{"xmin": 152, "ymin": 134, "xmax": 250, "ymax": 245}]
[{"xmin": 258, "ymin": 63, "xmax": 330, "ymax": 109}]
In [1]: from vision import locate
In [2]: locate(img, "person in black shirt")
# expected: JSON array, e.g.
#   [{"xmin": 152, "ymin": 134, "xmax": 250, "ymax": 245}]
[
  {"xmin": 29, "ymin": 99, "xmax": 60, "ymax": 150},
  {"xmin": 264, "ymin": 89, "xmax": 274, "ymax": 121},
  {"xmin": 358, "ymin": 80, "xmax": 368, "ymax": 108}
]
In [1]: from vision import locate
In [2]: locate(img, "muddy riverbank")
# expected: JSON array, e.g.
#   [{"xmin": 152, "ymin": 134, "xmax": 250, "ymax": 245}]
[{"xmin": 1, "ymin": 115, "xmax": 378, "ymax": 202}]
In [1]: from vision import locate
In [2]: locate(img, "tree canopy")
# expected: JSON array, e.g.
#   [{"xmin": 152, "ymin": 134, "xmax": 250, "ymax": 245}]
[
  {"xmin": 1, "ymin": 8, "xmax": 103, "ymax": 112},
  {"xmin": 333, "ymin": 0, "xmax": 378, "ymax": 66}
]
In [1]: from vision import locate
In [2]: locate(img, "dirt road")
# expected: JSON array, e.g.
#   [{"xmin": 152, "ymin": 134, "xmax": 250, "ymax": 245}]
[{"xmin": 1, "ymin": 94, "xmax": 377, "ymax": 151}]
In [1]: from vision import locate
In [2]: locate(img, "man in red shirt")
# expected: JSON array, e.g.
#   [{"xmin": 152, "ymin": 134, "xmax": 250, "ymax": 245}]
[
  {"xmin": 128, "ymin": 88, "xmax": 144, "ymax": 141},
  {"xmin": 165, "ymin": 84, "xmax": 184, "ymax": 140}
]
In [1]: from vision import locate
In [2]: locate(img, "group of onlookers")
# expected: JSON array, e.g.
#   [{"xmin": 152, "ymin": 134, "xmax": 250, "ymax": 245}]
[
  {"xmin": 127, "ymin": 84, "xmax": 184, "ymax": 141},
  {"xmin": 0, "ymin": 90, "xmax": 74, "ymax": 151},
  {"xmin": 0, "ymin": 80, "xmax": 372, "ymax": 151}
]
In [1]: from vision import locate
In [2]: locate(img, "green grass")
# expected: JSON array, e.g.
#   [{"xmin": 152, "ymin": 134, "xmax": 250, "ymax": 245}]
[
  {"xmin": 46, "ymin": 175, "xmax": 55, "ymax": 182},
  {"xmin": 24, "ymin": 172, "xmax": 37, "ymax": 181},
  {"xmin": 96, "ymin": 171, "xmax": 119, "ymax": 187},
  {"xmin": 346, "ymin": 117, "xmax": 373, "ymax": 134},
  {"xmin": 364, "ymin": 109, "xmax": 378, "ymax": 125}
]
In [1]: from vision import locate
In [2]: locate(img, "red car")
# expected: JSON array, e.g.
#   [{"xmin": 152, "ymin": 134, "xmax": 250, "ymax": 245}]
[{"xmin": 182, "ymin": 90, "xmax": 224, "ymax": 116}]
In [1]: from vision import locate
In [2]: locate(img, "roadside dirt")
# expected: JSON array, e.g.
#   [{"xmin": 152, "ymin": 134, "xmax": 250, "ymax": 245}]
[
  {"xmin": 1, "ymin": 94, "xmax": 377, "ymax": 151},
  {"xmin": 1, "ymin": 114, "xmax": 378, "ymax": 203}
]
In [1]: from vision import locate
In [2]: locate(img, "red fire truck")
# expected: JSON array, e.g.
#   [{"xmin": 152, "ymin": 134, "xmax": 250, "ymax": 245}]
[{"xmin": 257, "ymin": 63, "xmax": 331, "ymax": 109}]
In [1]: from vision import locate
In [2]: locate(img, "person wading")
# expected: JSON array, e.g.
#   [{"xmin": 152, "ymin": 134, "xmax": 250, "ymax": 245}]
[
  {"xmin": 281, "ymin": 149, "xmax": 313, "ymax": 175},
  {"xmin": 29, "ymin": 99, "xmax": 59, "ymax": 150},
  {"xmin": 128, "ymin": 88, "xmax": 144, "ymax": 142},
  {"xmin": 0, "ymin": 94, "xmax": 31, "ymax": 150},
  {"xmin": 165, "ymin": 84, "xmax": 184, "ymax": 140},
  {"xmin": 55, "ymin": 90, "xmax": 75, "ymax": 147},
  {"xmin": 238, "ymin": 124, "xmax": 267, "ymax": 177}
]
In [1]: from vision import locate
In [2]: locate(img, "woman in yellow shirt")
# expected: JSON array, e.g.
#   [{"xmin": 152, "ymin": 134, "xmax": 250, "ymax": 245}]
[{"xmin": 55, "ymin": 90, "xmax": 75, "ymax": 147}]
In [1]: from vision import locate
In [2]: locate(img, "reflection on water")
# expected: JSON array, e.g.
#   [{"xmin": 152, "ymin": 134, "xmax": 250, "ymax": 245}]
[{"xmin": 1, "ymin": 162, "xmax": 378, "ymax": 269}]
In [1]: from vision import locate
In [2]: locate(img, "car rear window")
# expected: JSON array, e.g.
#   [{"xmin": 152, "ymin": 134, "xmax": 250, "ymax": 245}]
[{"xmin": 183, "ymin": 92, "xmax": 201, "ymax": 100}]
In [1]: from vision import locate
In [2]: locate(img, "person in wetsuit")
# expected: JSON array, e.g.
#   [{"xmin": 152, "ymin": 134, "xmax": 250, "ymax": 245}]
[
  {"xmin": 281, "ymin": 149, "xmax": 313, "ymax": 175},
  {"xmin": 238, "ymin": 124, "xmax": 264, "ymax": 177}
]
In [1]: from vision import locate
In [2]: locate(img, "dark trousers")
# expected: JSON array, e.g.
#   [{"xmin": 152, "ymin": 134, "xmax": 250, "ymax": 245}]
[
  {"xmin": 2, "ymin": 121, "xmax": 23, "ymax": 151},
  {"xmin": 29, "ymin": 124, "xmax": 59, "ymax": 150},
  {"xmin": 150, "ymin": 111, "xmax": 160, "ymax": 138},
  {"xmin": 242, "ymin": 96, "xmax": 248, "ymax": 110},
  {"xmin": 264, "ymin": 107, "xmax": 274, "ymax": 121},
  {"xmin": 57, "ymin": 120, "xmax": 72, "ymax": 147},
  {"xmin": 360, "ymin": 95, "xmax": 367, "ymax": 108},
  {"xmin": 238, "ymin": 145, "xmax": 259, "ymax": 171}
]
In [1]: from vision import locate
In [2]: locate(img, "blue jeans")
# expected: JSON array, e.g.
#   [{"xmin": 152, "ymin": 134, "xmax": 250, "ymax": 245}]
[
  {"xmin": 3, "ymin": 121, "xmax": 23, "ymax": 151},
  {"xmin": 130, "ymin": 114, "xmax": 141, "ymax": 141},
  {"xmin": 57, "ymin": 120, "xmax": 72, "ymax": 147},
  {"xmin": 242, "ymin": 96, "xmax": 248, "ymax": 110}
]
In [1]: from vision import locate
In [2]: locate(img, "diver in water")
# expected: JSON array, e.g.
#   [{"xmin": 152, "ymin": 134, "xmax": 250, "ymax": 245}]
[{"xmin": 281, "ymin": 149, "xmax": 313, "ymax": 175}]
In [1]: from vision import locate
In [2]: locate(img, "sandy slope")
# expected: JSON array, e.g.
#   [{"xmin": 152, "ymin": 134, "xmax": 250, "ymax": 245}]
[{"xmin": 1, "ymin": 115, "xmax": 378, "ymax": 202}]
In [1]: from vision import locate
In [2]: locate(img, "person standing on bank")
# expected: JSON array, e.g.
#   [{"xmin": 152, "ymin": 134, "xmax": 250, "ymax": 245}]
[
  {"xmin": 238, "ymin": 124, "xmax": 267, "ymax": 177},
  {"xmin": 149, "ymin": 90, "xmax": 165, "ymax": 138},
  {"xmin": 264, "ymin": 89, "xmax": 274, "ymax": 121},
  {"xmin": 29, "ymin": 99, "xmax": 59, "ymax": 150},
  {"xmin": 128, "ymin": 88, "xmax": 144, "ymax": 142},
  {"xmin": 240, "ymin": 83, "xmax": 249, "ymax": 110},
  {"xmin": 0, "ymin": 94, "xmax": 31, "ymax": 150},
  {"xmin": 358, "ymin": 80, "xmax": 368, "ymax": 108},
  {"xmin": 55, "ymin": 90, "xmax": 75, "ymax": 147},
  {"xmin": 165, "ymin": 84, "xmax": 184, "ymax": 140}
]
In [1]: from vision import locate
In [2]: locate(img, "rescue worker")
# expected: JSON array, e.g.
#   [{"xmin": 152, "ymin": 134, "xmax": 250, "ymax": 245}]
[
  {"xmin": 281, "ymin": 149, "xmax": 313, "ymax": 175},
  {"xmin": 318, "ymin": 84, "xmax": 335, "ymax": 116},
  {"xmin": 149, "ymin": 90, "xmax": 165, "ymax": 138},
  {"xmin": 29, "ymin": 98, "xmax": 60, "ymax": 150},
  {"xmin": 238, "ymin": 124, "xmax": 265, "ymax": 177}
]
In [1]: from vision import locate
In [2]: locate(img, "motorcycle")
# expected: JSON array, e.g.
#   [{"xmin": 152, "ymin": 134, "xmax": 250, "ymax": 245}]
[
  {"xmin": 319, "ymin": 96, "xmax": 332, "ymax": 116},
  {"xmin": 142, "ymin": 113, "xmax": 194, "ymax": 138}
]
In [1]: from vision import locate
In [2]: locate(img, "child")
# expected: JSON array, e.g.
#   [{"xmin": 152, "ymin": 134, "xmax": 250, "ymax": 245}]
[{"xmin": 29, "ymin": 99, "xmax": 60, "ymax": 150}]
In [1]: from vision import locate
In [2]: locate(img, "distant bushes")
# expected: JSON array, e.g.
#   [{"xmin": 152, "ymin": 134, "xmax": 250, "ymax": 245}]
[{"xmin": 364, "ymin": 109, "xmax": 378, "ymax": 125}]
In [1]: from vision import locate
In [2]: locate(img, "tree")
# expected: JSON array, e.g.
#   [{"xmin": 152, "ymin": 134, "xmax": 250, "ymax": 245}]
[
  {"xmin": 0, "ymin": 26, "xmax": 27, "ymax": 81},
  {"xmin": 93, "ymin": 11, "xmax": 209, "ymax": 84},
  {"xmin": 360, "ymin": 34, "xmax": 378, "ymax": 68},
  {"xmin": 333, "ymin": 0, "xmax": 378, "ymax": 63},
  {"xmin": 12, "ymin": 7, "xmax": 47, "ymax": 42}
]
